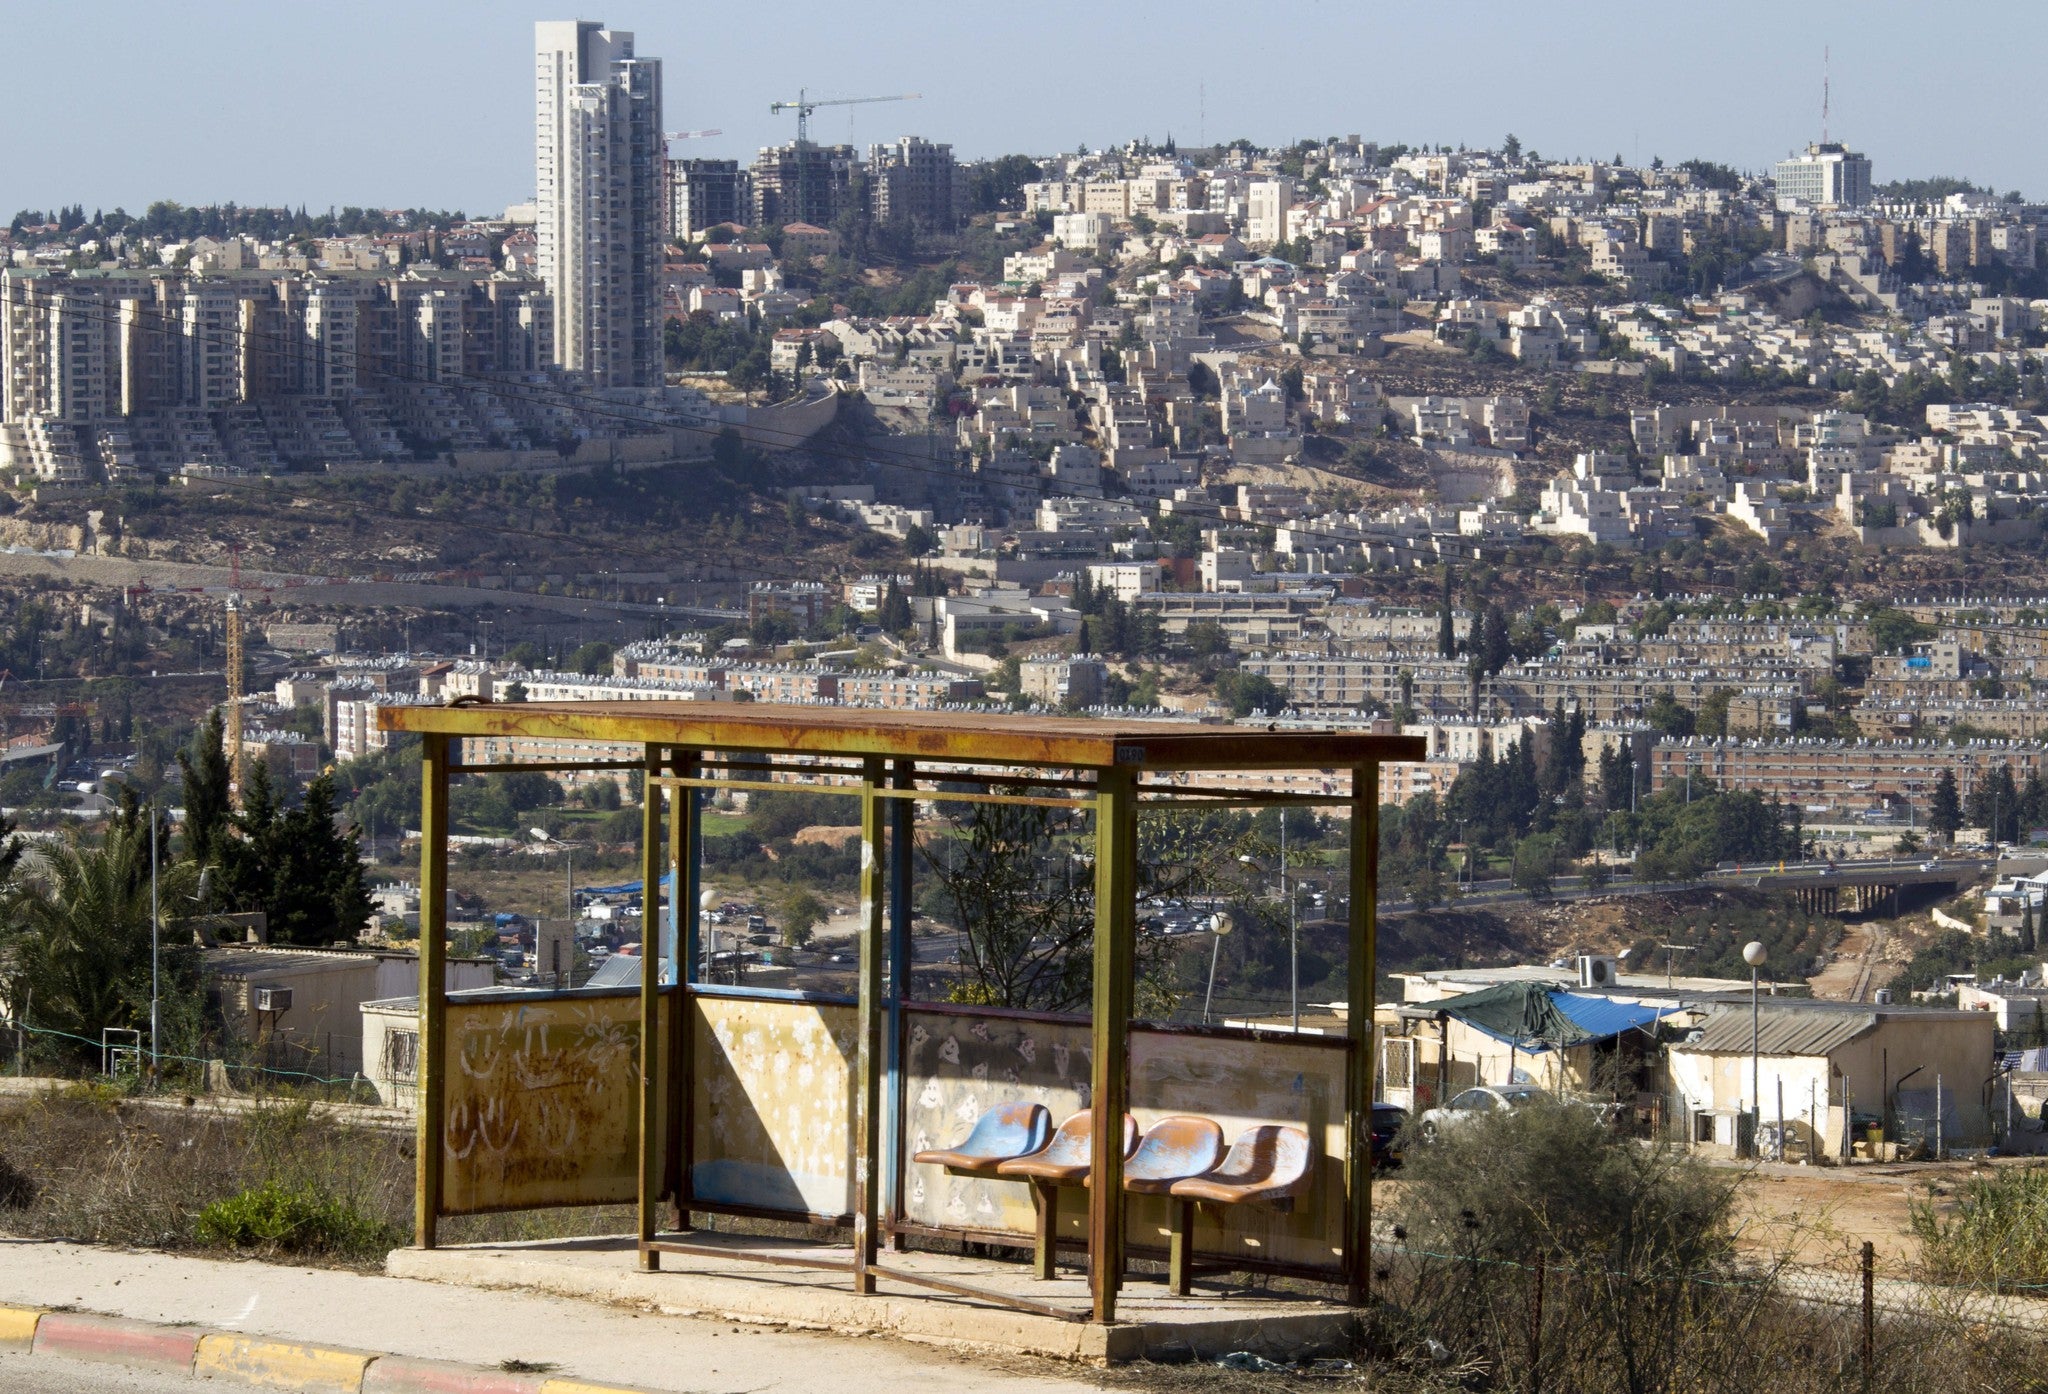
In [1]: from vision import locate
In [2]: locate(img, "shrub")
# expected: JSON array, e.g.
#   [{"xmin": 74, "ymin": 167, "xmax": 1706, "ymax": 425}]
[
  {"xmin": 1912, "ymin": 1165, "xmax": 2048, "ymax": 1290},
  {"xmin": 195, "ymin": 1181, "xmax": 402, "ymax": 1261},
  {"xmin": 0, "ymin": 1149, "xmax": 34, "ymax": 1209}
]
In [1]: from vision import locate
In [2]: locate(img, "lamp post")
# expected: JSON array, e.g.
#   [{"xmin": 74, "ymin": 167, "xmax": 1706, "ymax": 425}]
[
  {"xmin": 1202, "ymin": 912, "xmax": 1234, "ymax": 1024},
  {"xmin": 699, "ymin": 889, "xmax": 717, "ymax": 983},
  {"xmin": 1240, "ymin": 832, "xmax": 1298, "ymax": 1031},
  {"xmin": 1744, "ymin": 940, "xmax": 1768, "ymax": 1156},
  {"xmin": 149, "ymin": 800, "xmax": 160, "ymax": 1080}
]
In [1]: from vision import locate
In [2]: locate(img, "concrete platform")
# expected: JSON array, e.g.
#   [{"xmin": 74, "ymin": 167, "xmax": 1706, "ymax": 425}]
[{"xmin": 388, "ymin": 1233, "xmax": 1359, "ymax": 1365}]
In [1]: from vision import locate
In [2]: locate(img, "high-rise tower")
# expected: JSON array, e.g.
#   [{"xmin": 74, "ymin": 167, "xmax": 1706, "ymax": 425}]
[{"xmin": 534, "ymin": 20, "xmax": 663, "ymax": 388}]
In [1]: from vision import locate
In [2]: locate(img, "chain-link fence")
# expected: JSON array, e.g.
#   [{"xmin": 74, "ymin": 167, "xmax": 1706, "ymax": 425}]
[{"xmin": 0, "ymin": 1015, "xmax": 382, "ymax": 1104}]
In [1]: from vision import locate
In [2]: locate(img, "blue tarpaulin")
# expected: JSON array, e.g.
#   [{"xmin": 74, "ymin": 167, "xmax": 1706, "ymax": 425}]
[
  {"xmin": 1434, "ymin": 983, "xmax": 1672, "ymax": 1053},
  {"xmin": 576, "ymin": 872, "xmax": 675, "ymax": 897},
  {"xmin": 1551, "ymin": 992, "xmax": 1673, "ymax": 1042}
]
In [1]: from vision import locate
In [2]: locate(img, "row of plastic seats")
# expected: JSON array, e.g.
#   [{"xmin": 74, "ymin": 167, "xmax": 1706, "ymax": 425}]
[{"xmin": 915, "ymin": 1102, "xmax": 1313, "ymax": 1207}]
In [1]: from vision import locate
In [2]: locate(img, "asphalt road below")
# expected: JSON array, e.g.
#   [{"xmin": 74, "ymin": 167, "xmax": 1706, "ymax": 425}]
[
  {"xmin": 0, "ymin": 1351, "xmax": 197, "ymax": 1392},
  {"xmin": 0, "ymin": 549, "xmax": 741, "ymax": 622},
  {"xmin": 0, "ymin": 1240, "xmax": 1093, "ymax": 1394}
]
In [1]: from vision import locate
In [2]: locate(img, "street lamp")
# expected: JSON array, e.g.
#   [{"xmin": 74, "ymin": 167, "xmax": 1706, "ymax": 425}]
[
  {"xmin": 1241, "ymin": 828, "xmax": 1299, "ymax": 1031},
  {"xmin": 1743, "ymin": 940, "xmax": 1768, "ymax": 1156},
  {"xmin": 699, "ymin": 888, "xmax": 717, "ymax": 983},
  {"xmin": 1202, "ymin": 912, "xmax": 1235, "ymax": 1024}
]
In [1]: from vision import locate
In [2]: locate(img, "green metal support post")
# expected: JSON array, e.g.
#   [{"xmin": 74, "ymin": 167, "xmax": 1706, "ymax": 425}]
[
  {"xmin": 668, "ymin": 750, "xmax": 698, "ymax": 1231},
  {"xmin": 1089, "ymin": 765, "xmax": 1138, "ymax": 1323},
  {"xmin": 414, "ymin": 732, "xmax": 451, "ymax": 1250},
  {"xmin": 638, "ymin": 745, "xmax": 665, "ymax": 1271},
  {"xmin": 1345, "ymin": 762, "xmax": 1381, "ymax": 1305},
  {"xmin": 884, "ymin": 759, "xmax": 914, "ymax": 1250},
  {"xmin": 853, "ymin": 756, "xmax": 886, "ymax": 1293}
]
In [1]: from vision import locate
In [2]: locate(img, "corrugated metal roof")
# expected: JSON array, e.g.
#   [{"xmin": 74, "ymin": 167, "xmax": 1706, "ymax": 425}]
[{"xmin": 1683, "ymin": 1002, "xmax": 1879, "ymax": 1056}]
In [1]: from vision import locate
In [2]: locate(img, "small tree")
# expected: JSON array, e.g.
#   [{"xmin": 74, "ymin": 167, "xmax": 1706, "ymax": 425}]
[
  {"xmin": 776, "ymin": 888, "xmax": 825, "ymax": 949},
  {"xmin": 1929, "ymin": 769, "xmax": 1963, "ymax": 845},
  {"xmin": 1512, "ymin": 834, "xmax": 1556, "ymax": 899}
]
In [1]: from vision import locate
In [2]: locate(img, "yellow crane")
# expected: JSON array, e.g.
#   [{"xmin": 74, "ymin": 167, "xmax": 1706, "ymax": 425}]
[{"xmin": 224, "ymin": 593, "xmax": 243, "ymax": 808}]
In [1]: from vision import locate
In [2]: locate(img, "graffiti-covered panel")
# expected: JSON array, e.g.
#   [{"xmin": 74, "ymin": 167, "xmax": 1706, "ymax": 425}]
[
  {"xmin": 690, "ymin": 995, "xmax": 857, "ymax": 1217},
  {"xmin": 1129, "ymin": 1030, "xmax": 1349, "ymax": 1273},
  {"xmin": 900, "ymin": 1009, "xmax": 1092, "ymax": 1235},
  {"xmin": 440, "ymin": 991, "xmax": 665, "ymax": 1215}
]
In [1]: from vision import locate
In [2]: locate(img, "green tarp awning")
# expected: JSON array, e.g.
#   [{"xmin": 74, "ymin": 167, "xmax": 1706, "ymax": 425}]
[{"xmin": 1431, "ymin": 981, "xmax": 1599, "ymax": 1051}]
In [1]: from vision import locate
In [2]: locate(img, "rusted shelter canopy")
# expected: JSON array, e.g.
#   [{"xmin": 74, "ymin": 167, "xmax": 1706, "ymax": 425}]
[{"xmin": 383, "ymin": 700, "xmax": 1423, "ymax": 1323}]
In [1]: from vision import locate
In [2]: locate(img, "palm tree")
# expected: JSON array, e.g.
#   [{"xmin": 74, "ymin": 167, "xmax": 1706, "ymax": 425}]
[{"xmin": 1, "ymin": 820, "xmax": 199, "ymax": 1062}]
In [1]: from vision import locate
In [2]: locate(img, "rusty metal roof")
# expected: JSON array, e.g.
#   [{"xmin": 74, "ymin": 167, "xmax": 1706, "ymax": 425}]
[
  {"xmin": 378, "ymin": 700, "xmax": 1427, "ymax": 771},
  {"xmin": 1679, "ymin": 1001, "xmax": 1983, "ymax": 1058}
]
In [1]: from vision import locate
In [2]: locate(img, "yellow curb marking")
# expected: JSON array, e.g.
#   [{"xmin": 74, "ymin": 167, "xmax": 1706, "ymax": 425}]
[
  {"xmin": 0, "ymin": 1305, "xmax": 44, "ymax": 1351},
  {"xmin": 194, "ymin": 1332, "xmax": 374, "ymax": 1393}
]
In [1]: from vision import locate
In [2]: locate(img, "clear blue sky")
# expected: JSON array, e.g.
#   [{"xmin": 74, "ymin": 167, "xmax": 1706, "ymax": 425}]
[{"xmin": 2, "ymin": 0, "xmax": 2038, "ymax": 217}]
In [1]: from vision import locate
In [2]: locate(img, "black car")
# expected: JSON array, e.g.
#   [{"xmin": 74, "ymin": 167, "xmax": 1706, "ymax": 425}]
[{"xmin": 1369, "ymin": 1103, "xmax": 1409, "ymax": 1169}]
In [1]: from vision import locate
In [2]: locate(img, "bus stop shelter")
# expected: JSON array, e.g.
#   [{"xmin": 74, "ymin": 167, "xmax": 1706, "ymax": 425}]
[{"xmin": 382, "ymin": 701, "xmax": 1423, "ymax": 1329}]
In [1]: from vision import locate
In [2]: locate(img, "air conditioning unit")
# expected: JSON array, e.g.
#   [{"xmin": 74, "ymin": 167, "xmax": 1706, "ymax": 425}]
[
  {"xmin": 1577, "ymin": 955, "xmax": 1620, "ymax": 989},
  {"xmin": 252, "ymin": 987, "xmax": 294, "ymax": 1014}
]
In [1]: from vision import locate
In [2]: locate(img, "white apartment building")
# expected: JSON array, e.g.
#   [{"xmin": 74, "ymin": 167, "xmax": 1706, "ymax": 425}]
[
  {"xmin": 1246, "ymin": 179, "xmax": 1295, "ymax": 250},
  {"xmin": 534, "ymin": 20, "xmax": 664, "ymax": 387},
  {"xmin": 1052, "ymin": 212, "xmax": 1113, "ymax": 252},
  {"xmin": 1773, "ymin": 142, "xmax": 1872, "ymax": 210}
]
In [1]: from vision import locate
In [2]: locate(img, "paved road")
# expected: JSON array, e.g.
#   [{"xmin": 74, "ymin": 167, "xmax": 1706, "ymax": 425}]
[
  {"xmin": 0, "ymin": 1351, "xmax": 198, "ymax": 1392},
  {"xmin": 0, "ymin": 549, "xmax": 743, "ymax": 623},
  {"xmin": 0, "ymin": 1240, "xmax": 1092, "ymax": 1394}
]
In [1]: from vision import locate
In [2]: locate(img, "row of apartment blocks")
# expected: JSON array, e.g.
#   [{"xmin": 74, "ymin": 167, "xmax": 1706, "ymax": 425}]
[
  {"xmin": 320, "ymin": 660, "xmax": 986, "ymax": 762},
  {"xmin": 1238, "ymin": 650, "xmax": 1810, "ymax": 727},
  {"xmin": 1647, "ymin": 736, "xmax": 2048, "ymax": 822},
  {"xmin": 2, "ymin": 266, "xmax": 553, "ymax": 426}
]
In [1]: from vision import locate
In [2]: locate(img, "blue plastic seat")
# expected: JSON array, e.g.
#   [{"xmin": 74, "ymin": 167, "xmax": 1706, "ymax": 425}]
[
  {"xmin": 1115, "ymin": 1115, "xmax": 1227, "ymax": 1195},
  {"xmin": 913, "ymin": 1102, "xmax": 1053, "ymax": 1176}
]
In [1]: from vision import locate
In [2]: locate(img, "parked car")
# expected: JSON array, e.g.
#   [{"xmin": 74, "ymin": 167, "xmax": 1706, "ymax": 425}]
[
  {"xmin": 1369, "ymin": 1103, "xmax": 1409, "ymax": 1169},
  {"xmin": 1417, "ymin": 1084, "xmax": 1552, "ymax": 1141}
]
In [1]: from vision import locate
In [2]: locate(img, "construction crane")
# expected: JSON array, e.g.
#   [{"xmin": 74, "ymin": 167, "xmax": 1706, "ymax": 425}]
[
  {"xmin": 223, "ymin": 541, "xmax": 244, "ymax": 808},
  {"xmin": 767, "ymin": 90, "xmax": 920, "ymax": 146},
  {"xmin": 662, "ymin": 128, "xmax": 723, "ymax": 149},
  {"xmin": 224, "ymin": 595, "xmax": 244, "ymax": 809}
]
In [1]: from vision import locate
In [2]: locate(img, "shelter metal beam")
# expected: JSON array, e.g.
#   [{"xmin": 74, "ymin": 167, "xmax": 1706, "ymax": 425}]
[
  {"xmin": 1089, "ymin": 766, "xmax": 1137, "ymax": 1323},
  {"xmin": 1345, "ymin": 762, "xmax": 1381, "ymax": 1306},
  {"xmin": 638, "ymin": 744, "xmax": 665, "ymax": 1270},
  {"xmin": 884, "ymin": 759, "xmax": 914, "ymax": 1250},
  {"xmin": 414, "ymin": 733, "xmax": 451, "ymax": 1250},
  {"xmin": 853, "ymin": 756, "xmax": 886, "ymax": 1293},
  {"xmin": 670, "ymin": 749, "xmax": 698, "ymax": 1230}
]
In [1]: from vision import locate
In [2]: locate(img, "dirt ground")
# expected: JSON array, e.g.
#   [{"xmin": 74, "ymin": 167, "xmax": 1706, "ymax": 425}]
[
  {"xmin": 1379, "ymin": 1156, "xmax": 1995, "ymax": 1273},
  {"xmin": 1734, "ymin": 1165, "xmax": 1930, "ymax": 1267}
]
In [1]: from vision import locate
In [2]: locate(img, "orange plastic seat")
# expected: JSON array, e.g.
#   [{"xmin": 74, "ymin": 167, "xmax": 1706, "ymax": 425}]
[
  {"xmin": 1168, "ymin": 1124, "xmax": 1315, "ymax": 1206},
  {"xmin": 912, "ymin": 1102, "xmax": 1052, "ymax": 1177},
  {"xmin": 996, "ymin": 1110, "xmax": 1137, "ymax": 1184},
  {"xmin": 1163, "ymin": 1125, "xmax": 1317, "ymax": 1295},
  {"xmin": 1091, "ymin": 1115, "xmax": 1225, "ymax": 1194}
]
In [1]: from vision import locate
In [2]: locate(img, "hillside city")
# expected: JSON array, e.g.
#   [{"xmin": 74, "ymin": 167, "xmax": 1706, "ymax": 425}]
[{"xmin": 11, "ymin": 17, "xmax": 2048, "ymax": 1393}]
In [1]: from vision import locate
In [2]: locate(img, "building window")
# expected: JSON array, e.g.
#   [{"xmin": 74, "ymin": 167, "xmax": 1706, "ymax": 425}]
[{"xmin": 382, "ymin": 1029, "xmax": 419, "ymax": 1085}]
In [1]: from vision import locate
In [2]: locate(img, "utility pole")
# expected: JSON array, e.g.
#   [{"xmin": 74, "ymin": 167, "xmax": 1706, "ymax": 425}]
[
  {"xmin": 1660, "ymin": 941, "xmax": 1697, "ymax": 988},
  {"xmin": 150, "ymin": 800, "xmax": 160, "ymax": 1079},
  {"xmin": 1284, "ymin": 815, "xmax": 1297, "ymax": 1033}
]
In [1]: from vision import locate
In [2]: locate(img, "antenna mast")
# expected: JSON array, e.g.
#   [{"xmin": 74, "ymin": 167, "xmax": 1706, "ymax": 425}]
[{"xmin": 1822, "ymin": 46, "xmax": 1831, "ymax": 143}]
